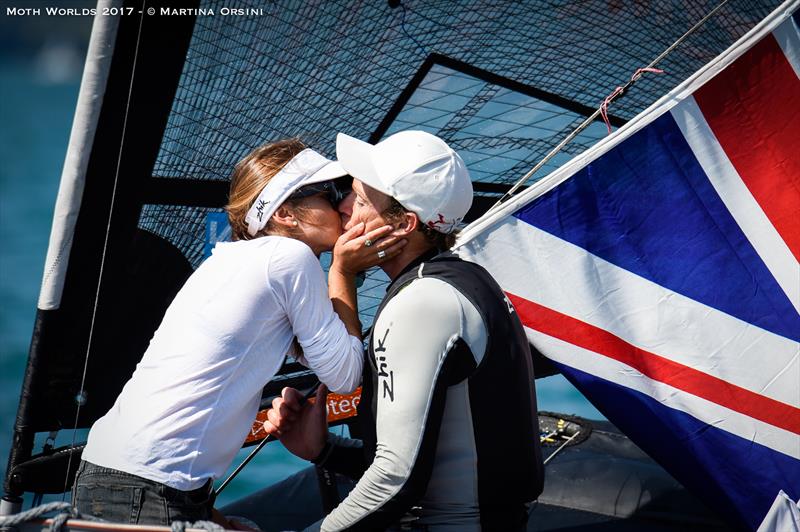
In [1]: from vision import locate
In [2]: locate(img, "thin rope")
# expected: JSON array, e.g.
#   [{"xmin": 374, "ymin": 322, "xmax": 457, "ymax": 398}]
[
  {"xmin": 62, "ymin": 0, "xmax": 150, "ymax": 498},
  {"xmin": 488, "ymin": 0, "xmax": 730, "ymax": 212},
  {"xmin": 600, "ymin": 67, "xmax": 665, "ymax": 133},
  {"xmin": 543, "ymin": 430, "xmax": 581, "ymax": 466},
  {"xmin": 0, "ymin": 501, "xmax": 226, "ymax": 532},
  {"xmin": 398, "ymin": 1, "xmax": 429, "ymax": 57},
  {"xmin": 171, "ymin": 520, "xmax": 225, "ymax": 532},
  {"xmin": 0, "ymin": 501, "xmax": 106, "ymax": 531},
  {"xmin": 0, "ymin": 502, "xmax": 72, "ymax": 527}
]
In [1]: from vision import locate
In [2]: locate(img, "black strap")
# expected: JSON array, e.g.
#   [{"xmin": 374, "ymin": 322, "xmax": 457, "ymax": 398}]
[{"xmin": 314, "ymin": 465, "xmax": 340, "ymax": 514}]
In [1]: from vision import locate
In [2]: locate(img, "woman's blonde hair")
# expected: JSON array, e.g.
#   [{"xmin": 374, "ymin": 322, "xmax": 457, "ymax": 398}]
[{"xmin": 226, "ymin": 138, "xmax": 307, "ymax": 241}]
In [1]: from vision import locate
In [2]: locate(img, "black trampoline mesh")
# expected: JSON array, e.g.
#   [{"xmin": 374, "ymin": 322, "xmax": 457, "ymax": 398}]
[{"xmin": 140, "ymin": 0, "xmax": 779, "ymax": 325}]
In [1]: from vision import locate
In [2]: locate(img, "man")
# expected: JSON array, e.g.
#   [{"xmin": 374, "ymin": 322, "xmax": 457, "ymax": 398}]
[{"xmin": 268, "ymin": 130, "xmax": 544, "ymax": 531}]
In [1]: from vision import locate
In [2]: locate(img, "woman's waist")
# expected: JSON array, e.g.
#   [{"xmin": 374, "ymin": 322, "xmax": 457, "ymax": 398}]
[
  {"xmin": 84, "ymin": 401, "xmax": 258, "ymax": 489},
  {"xmin": 75, "ymin": 459, "xmax": 215, "ymax": 497}
]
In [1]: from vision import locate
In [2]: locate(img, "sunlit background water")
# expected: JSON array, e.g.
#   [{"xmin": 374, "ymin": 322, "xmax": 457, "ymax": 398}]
[{"xmin": 0, "ymin": 4, "xmax": 602, "ymax": 510}]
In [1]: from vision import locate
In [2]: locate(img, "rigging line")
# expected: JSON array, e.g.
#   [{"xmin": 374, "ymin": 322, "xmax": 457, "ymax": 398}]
[
  {"xmin": 397, "ymin": 1, "xmax": 430, "ymax": 57},
  {"xmin": 543, "ymin": 430, "xmax": 581, "ymax": 466},
  {"xmin": 61, "ymin": 0, "xmax": 150, "ymax": 499},
  {"xmin": 486, "ymin": 0, "xmax": 730, "ymax": 213}
]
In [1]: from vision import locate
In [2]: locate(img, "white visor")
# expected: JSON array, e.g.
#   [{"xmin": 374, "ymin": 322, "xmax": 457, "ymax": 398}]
[{"xmin": 244, "ymin": 148, "xmax": 347, "ymax": 236}]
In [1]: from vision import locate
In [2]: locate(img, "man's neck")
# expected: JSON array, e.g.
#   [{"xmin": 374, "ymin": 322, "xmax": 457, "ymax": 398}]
[{"xmin": 381, "ymin": 238, "xmax": 436, "ymax": 280}]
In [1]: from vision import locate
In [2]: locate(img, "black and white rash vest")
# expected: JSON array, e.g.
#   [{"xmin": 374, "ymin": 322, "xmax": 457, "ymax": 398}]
[{"xmin": 317, "ymin": 252, "xmax": 544, "ymax": 531}]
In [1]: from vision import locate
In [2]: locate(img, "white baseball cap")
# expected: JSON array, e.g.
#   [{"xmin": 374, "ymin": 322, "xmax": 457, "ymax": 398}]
[{"xmin": 336, "ymin": 130, "xmax": 473, "ymax": 234}]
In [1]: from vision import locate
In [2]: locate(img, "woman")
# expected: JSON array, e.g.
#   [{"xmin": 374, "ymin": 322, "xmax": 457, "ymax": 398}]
[{"xmin": 72, "ymin": 139, "xmax": 403, "ymax": 525}]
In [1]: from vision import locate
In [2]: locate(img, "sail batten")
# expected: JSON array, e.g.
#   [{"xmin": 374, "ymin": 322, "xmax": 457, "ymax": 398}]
[{"xmin": 39, "ymin": 0, "xmax": 122, "ymax": 310}]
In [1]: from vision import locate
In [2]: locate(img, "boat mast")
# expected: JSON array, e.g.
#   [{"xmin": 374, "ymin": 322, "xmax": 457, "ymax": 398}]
[
  {"xmin": 2, "ymin": 0, "xmax": 199, "ymax": 511},
  {"xmin": 1, "ymin": 0, "xmax": 122, "ymax": 516}
]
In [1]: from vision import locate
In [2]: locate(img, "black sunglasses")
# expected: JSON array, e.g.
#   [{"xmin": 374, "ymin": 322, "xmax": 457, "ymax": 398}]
[{"xmin": 289, "ymin": 177, "xmax": 352, "ymax": 208}]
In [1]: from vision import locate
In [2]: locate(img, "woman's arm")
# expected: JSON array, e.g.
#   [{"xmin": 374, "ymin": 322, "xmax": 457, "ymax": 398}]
[
  {"xmin": 329, "ymin": 223, "xmax": 406, "ymax": 338},
  {"xmin": 272, "ymin": 230, "xmax": 403, "ymax": 394},
  {"xmin": 272, "ymin": 239, "xmax": 362, "ymax": 393},
  {"xmin": 328, "ymin": 261, "xmax": 362, "ymax": 339}
]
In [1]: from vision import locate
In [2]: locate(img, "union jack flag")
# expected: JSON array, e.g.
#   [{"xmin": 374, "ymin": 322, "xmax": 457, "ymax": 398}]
[{"xmin": 456, "ymin": 4, "xmax": 800, "ymax": 529}]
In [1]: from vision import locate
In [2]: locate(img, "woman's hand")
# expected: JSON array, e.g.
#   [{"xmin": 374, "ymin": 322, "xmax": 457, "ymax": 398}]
[
  {"xmin": 328, "ymin": 223, "xmax": 405, "ymax": 338},
  {"xmin": 332, "ymin": 223, "xmax": 407, "ymax": 276}
]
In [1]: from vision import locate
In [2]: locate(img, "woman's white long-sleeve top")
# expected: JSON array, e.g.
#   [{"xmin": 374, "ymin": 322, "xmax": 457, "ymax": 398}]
[{"xmin": 83, "ymin": 236, "xmax": 363, "ymax": 490}]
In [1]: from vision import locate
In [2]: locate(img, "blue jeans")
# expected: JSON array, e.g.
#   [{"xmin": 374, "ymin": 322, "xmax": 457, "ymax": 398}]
[{"xmin": 72, "ymin": 460, "xmax": 214, "ymax": 525}]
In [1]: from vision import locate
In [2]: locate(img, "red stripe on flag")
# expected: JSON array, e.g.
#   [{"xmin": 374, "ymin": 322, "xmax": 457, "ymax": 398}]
[
  {"xmin": 506, "ymin": 292, "xmax": 800, "ymax": 435},
  {"xmin": 694, "ymin": 33, "xmax": 800, "ymax": 261}
]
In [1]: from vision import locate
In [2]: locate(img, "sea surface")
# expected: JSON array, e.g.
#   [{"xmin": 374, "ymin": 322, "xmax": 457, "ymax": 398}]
[{"xmin": 0, "ymin": 57, "xmax": 603, "ymax": 509}]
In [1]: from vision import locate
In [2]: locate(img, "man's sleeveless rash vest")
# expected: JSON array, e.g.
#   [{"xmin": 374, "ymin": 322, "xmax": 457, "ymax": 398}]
[{"xmin": 328, "ymin": 252, "xmax": 544, "ymax": 531}]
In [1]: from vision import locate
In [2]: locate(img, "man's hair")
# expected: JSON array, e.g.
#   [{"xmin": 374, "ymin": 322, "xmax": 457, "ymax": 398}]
[
  {"xmin": 226, "ymin": 138, "xmax": 309, "ymax": 241},
  {"xmin": 382, "ymin": 197, "xmax": 458, "ymax": 250}
]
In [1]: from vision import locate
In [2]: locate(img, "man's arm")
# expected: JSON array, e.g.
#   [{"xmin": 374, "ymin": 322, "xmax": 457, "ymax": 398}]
[
  {"xmin": 264, "ymin": 388, "xmax": 369, "ymax": 480},
  {"xmin": 312, "ymin": 433, "xmax": 368, "ymax": 480},
  {"xmin": 320, "ymin": 278, "xmax": 470, "ymax": 531}
]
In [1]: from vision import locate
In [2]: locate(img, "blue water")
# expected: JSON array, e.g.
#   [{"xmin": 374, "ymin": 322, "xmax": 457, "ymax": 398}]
[{"xmin": 0, "ymin": 57, "xmax": 603, "ymax": 509}]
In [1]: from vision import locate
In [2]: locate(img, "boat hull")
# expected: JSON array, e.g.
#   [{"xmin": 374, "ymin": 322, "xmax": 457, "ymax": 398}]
[{"xmin": 221, "ymin": 416, "xmax": 728, "ymax": 531}]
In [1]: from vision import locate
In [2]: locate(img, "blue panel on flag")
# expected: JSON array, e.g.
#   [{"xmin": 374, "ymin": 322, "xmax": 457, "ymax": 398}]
[
  {"xmin": 556, "ymin": 362, "xmax": 800, "ymax": 530},
  {"xmin": 515, "ymin": 113, "xmax": 800, "ymax": 342}
]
